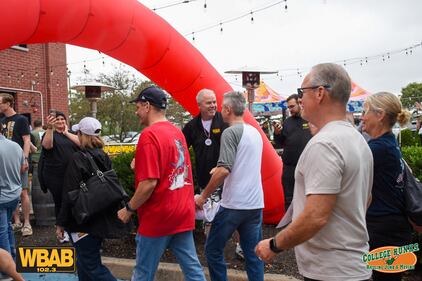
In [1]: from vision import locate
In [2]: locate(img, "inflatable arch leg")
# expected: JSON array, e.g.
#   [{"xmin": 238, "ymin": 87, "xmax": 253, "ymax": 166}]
[{"xmin": 0, "ymin": 0, "xmax": 284, "ymax": 223}]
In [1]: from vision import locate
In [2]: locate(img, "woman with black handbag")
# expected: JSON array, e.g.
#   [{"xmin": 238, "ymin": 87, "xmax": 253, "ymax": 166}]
[
  {"xmin": 361, "ymin": 92, "xmax": 413, "ymax": 281},
  {"xmin": 56, "ymin": 117, "xmax": 130, "ymax": 281}
]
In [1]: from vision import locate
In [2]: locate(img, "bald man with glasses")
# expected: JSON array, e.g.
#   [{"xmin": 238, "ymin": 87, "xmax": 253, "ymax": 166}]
[{"xmin": 273, "ymin": 94, "xmax": 312, "ymax": 210}]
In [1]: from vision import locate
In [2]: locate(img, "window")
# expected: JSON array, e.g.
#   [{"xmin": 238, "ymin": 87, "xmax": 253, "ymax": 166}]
[{"xmin": 11, "ymin": 44, "xmax": 29, "ymax": 51}]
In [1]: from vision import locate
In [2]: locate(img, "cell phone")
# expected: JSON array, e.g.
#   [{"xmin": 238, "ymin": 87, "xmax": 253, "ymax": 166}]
[{"xmin": 49, "ymin": 109, "xmax": 57, "ymax": 118}]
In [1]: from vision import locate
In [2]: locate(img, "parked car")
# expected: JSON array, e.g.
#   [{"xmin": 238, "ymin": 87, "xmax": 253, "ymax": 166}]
[{"xmin": 122, "ymin": 132, "xmax": 140, "ymax": 144}]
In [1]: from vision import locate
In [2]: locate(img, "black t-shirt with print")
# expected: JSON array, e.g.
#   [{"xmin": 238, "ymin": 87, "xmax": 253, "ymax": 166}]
[{"xmin": 0, "ymin": 114, "xmax": 30, "ymax": 148}]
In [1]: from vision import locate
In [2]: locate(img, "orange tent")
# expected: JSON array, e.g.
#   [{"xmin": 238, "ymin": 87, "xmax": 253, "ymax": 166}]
[{"xmin": 254, "ymin": 81, "xmax": 287, "ymax": 102}]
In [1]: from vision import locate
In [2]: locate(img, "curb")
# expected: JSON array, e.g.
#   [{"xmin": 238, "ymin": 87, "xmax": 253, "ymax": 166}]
[{"xmin": 102, "ymin": 256, "xmax": 301, "ymax": 281}]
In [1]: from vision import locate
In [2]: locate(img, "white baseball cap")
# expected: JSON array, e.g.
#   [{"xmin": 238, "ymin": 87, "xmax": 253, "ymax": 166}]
[{"xmin": 72, "ymin": 117, "xmax": 102, "ymax": 136}]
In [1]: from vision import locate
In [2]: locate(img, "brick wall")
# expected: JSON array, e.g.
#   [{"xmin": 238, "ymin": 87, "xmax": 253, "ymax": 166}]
[{"xmin": 0, "ymin": 43, "xmax": 68, "ymax": 126}]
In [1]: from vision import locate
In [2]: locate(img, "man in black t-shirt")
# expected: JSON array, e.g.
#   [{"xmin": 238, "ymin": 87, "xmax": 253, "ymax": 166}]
[
  {"xmin": 183, "ymin": 89, "xmax": 228, "ymax": 200},
  {"xmin": 273, "ymin": 94, "xmax": 312, "ymax": 210},
  {"xmin": 0, "ymin": 93, "xmax": 33, "ymax": 236}
]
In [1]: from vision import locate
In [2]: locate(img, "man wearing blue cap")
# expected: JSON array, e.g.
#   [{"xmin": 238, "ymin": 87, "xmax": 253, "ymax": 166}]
[{"xmin": 118, "ymin": 86, "xmax": 205, "ymax": 281}]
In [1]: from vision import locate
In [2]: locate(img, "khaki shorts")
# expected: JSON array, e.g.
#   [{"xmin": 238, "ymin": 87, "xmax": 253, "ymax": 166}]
[{"xmin": 21, "ymin": 170, "xmax": 30, "ymax": 191}]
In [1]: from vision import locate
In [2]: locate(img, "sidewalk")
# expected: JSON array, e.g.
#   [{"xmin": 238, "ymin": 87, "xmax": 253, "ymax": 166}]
[{"xmin": 102, "ymin": 257, "xmax": 301, "ymax": 281}]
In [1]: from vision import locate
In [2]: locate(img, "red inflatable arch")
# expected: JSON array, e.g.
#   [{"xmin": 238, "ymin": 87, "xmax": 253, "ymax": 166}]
[{"xmin": 0, "ymin": 0, "xmax": 284, "ymax": 223}]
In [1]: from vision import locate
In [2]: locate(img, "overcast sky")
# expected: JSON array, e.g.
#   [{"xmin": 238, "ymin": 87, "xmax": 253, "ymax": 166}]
[{"xmin": 67, "ymin": 0, "xmax": 422, "ymax": 97}]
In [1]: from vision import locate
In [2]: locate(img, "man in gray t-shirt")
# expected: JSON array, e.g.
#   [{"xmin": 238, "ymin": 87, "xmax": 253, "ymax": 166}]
[
  {"xmin": 195, "ymin": 91, "xmax": 264, "ymax": 281},
  {"xmin": 256, "ymin": 63, "xmax": 373, "ymax": 281},
  {"xmin": 0, "ymin": 124, "xmax": 25, "ymax": 262}
]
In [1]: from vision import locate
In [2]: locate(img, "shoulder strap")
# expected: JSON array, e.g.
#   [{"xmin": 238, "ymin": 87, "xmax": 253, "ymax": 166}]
[{"xmin": 80, "ymin": 151, "xmax": 101, "ymax": 173}]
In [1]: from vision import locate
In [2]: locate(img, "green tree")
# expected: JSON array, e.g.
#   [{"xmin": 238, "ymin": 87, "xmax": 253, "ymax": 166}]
[
  {"xmin": 70, "ymin": 69, "xmax": 192, "ymax": 140},
  {"xmin": 132, "ymin": 83, "xmax": 192, "ymax": 129},
  {"xmin": 400, "ymin": 82, "xmax": 422, "ymax": 109},
  {"xmin": 69, "ymin": 67, "xmax": 146, "ymax": 141}
]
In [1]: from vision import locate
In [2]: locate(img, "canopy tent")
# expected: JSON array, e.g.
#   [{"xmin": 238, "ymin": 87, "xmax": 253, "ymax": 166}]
[
  {"xmin": 250, "ymin": 81, "xmax": 370, "ymax": 115},
  {"xmin": 251, "ymin": 81, "xmax": 287, "ymax": 116},
  {"xmin": 347, "ymin": 82, "xmax": 370, "ymax": 112}
]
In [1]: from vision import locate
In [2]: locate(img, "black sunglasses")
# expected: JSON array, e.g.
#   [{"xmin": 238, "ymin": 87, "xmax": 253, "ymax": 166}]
[{"xmin": 297, "ymin": 85, "xmax": 330, "ymax": 98}]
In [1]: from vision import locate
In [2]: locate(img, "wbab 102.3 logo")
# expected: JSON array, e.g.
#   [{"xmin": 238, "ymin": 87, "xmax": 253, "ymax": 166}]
[
  {"xmin": 362, "ymin": 243, "xmax": 419, "ymax": 273},
  {"xmin": 16, "ymin": 247, "xmax": 75, "ymax": 273}
]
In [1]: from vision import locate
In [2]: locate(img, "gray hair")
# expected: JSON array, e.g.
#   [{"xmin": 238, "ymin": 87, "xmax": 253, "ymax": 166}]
[
  {"xmin": 196, "ymin": 89, "xmax": 215, "ymax": 104},
  {"xmin": 223, "ymin": 91, "xmax": 246, "ymax": 116},
  {"xmin": 309, "ymin": 63, "xmax": 351, "ymax": 106}
]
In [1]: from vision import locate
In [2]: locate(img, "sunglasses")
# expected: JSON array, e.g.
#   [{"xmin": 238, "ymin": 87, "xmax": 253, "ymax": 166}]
[{"xmin": 297, "ymin": 85, "xmax": 330, "ymax": 98}]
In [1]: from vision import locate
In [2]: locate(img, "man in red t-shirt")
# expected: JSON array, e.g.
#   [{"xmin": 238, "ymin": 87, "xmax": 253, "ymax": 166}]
[{"xmin": 118, "ymin": 86, "xmax": 205, "ymax": 281}]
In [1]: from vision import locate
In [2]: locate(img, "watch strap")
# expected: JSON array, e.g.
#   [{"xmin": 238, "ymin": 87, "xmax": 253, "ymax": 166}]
[
  {"xmin": 269, "ymin": 237, "xmax": 283, "ymax": 253},
  {"xmin": 125, "ymin": 202, "xmax": 136, "ymax": 212}
]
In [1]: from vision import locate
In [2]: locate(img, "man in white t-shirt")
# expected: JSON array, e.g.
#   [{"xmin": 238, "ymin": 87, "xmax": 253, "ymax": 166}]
[
  {"xmin": 195, "ymin": 91, "xmax": 264, "ymax": 281},
  {"xmin": 256, "ymin": 63, "xmax": 374, "ymax": 281}
]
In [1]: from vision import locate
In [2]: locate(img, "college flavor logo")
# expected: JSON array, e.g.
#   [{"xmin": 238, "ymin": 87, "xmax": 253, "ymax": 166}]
[
  {"xmin": 362, "ymin": 243, "xmax": 419, "ymax": 273},
  {"xmin": 16, "ymin": 246, "xmax": 76, "ymax": 273}
]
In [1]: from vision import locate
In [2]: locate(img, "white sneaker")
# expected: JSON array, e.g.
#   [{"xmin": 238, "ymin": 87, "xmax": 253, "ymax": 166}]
[
  {"xmin": 21, "ymin": 224, "xmax": 33, "ymax": 236},
  {"xmin": 59, "ymin": 231, "xmax": 70, "ymax": 243},
  {"xmin": 235, "ymin": 243, "xmax": 244, "ymax": 260}
]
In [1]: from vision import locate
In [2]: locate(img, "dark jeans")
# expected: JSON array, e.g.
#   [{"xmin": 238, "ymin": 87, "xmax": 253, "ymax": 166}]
[
  {"xmin": 72, "ymin": 234, "xmax": 116, "ymax": 281},
  {"xmin": 282, "ymin": 164, "xmax": 296, "ymax": 210},
  {"xmin": 205, "ymin": 207, "xmax": 263, "ymax": 281},
  {"xmin": 367, "ymin": 214, "xmax": 413, "ymax": 281}
]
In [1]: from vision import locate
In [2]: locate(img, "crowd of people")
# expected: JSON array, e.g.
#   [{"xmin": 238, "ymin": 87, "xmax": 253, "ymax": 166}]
[{"xmin": 0, "ymin": 62, "xmax": 419, "ymax": 281}]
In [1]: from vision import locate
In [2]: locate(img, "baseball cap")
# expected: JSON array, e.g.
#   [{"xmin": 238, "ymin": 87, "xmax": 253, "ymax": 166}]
[
  {"xmin": 71, "ymin": 117, "xmax": 102, "ymax": 136},
  {"xmin": 130, "ymin": 86, "xmax": 167, "ymax": 109}
]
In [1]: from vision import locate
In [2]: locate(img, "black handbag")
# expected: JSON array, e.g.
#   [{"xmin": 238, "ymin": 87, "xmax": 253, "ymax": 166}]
[
  {"xmin": 68, "ymin": 151, "xmax": 129, "ymax": 224},
  {"xmin": 402, "ymin": 160, "xmax": 422, "ymax": 226}
]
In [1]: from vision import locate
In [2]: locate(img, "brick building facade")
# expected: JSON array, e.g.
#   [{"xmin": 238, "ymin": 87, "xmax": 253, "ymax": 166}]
[{"xmin": 0, "ymin": 43, "xmax": 68, "ymax": 126}]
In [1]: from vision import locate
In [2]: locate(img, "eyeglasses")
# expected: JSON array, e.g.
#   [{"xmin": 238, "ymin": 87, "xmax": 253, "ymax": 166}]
[{"xmin": 297, "ymin": 85, "xmax": 330, "ymax": 98}]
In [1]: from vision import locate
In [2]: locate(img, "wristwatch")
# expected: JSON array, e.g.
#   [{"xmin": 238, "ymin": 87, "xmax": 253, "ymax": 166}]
[
  {"xmin": 125, "ymin": 202, "xmax": 136, "ymax": 213},
  {"xmin": 269, "ymin": 237, "xmax": 283, "ymax": 253}
]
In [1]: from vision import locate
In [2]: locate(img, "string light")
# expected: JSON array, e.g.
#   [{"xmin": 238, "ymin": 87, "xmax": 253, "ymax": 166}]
[
  {"xmin": 35, "ymin": 71, "xmax": 38, "ymax": 77},
  {"xmin": 184, "ymin": 0, "xmax": 286, "ymax": 36},
  {"xmin": 220, "ymin": 23, "xmax": 223, "ymax": 33},
  {"xmin": 203, "ymin": 0, "xmax": 207, "ymax": 9},
  {"xmin": 153, "ymin": 0, "xmax": 199, "ymax": 11},
  {"xmin": 284, "ymin": 0, "xmax": 288, "ymax": 11},
  {"xmin": 50, "ymin": 67, "xmax": 54, "ymax": 76}
]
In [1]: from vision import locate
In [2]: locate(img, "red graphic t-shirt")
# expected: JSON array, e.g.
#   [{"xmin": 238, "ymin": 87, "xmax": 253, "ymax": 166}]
[{"xmin": 134, "ymin": 121, "xmax": 195, "ymax": 237}]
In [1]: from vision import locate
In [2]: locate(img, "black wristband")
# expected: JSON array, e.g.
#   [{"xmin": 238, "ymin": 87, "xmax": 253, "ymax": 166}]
[
  {"xmin": 269, "ymin": 237, "xmax": 283, "ymax": 253},
  {"xmin": 125, "ymin": 202, "xmax": 136, "ymax": 213}
]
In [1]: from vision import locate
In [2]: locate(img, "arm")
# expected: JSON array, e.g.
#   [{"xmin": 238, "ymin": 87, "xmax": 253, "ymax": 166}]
[
  {"xmin": 63, "ymin": 125, "xmax": 80, "ymax": 147},
  {"xmin": 30, "ymin": 142, "xmax": 37, "ymax": 153},
  {"xmin": 195, "ymin": 166, "xmax": 230, "ymax": 208},
  {"xmin": 42, "ymin": 128, "xmax": 54, "ymax": 149},
  {"xmin": 182, "ymin": 122, "xmax": 193, "ymax": 148},
  {"xmin": 22, "ymin": 134, "xmax": 30, "ymax": 171},
  {"xmin": 42, "ymin": 115, "xmax": 56, "ymax": 149},
  {"xmin": 117, "ymin": 178, "xmax": 158, "ymax": 223},
  {"xmin": 255, "ymin": 194, "xmax": 336, "ymax": 262}
]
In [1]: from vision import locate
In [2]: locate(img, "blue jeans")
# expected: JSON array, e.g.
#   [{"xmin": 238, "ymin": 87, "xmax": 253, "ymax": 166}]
[
  {"xmin": 0, "ymin": 198, "xmax": 19, "ymax": 260},
  {"xmin": 205, "ymin": 207, "xmax": 264, "ymax": 281},
  {"xmin": 132, "ymin": 231, "xmax": 205, "ymax": 281},
  {"xmin": 72, "ymin": 234, "xmax": 116, "ymax": 281}
]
